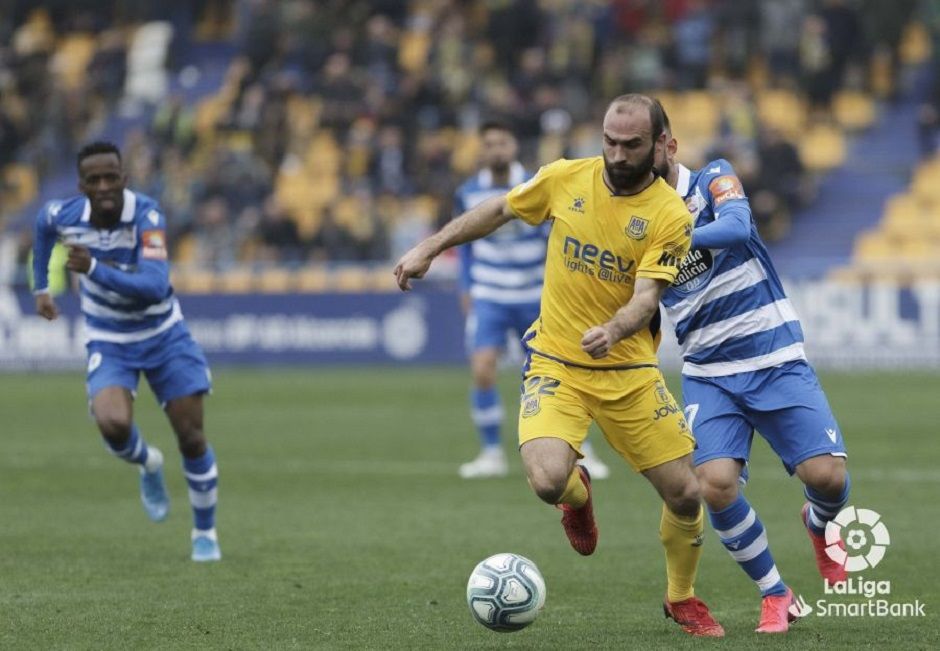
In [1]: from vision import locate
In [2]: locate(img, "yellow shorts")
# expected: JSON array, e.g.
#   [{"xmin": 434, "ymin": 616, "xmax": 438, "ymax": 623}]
[{"xmin": 517, "ymin": 352, "xmax": 695, "ymax": 472}]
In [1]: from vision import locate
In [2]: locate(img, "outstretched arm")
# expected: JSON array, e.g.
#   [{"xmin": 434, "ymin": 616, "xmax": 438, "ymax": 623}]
[
  {"xmin": 66, "ymin": 245, "xmax": 170, "ymax": 303},
  {"xmin": 394, "ymin": 195, "xmax": 514, "ymax": 291},
  {"xmin": 691, "ymin": 202, "xmax": 751, "ymax": 249},
  {"xmin": 581, "ymin": 277, "xmax": 669, "ymax": 359},
  {"xmin": 33, "ymin": 204, "xmax": 60, "ymax": 320}
]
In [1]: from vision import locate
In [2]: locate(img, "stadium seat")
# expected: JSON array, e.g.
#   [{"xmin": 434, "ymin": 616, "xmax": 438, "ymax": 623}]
[
  {"xmin": 173, "ymin": 234, "xmax": 199, "ymax": 264},
  {"xmin": 295, "ymin": 268, "xmax": 330, "ymax": 292},
  {"xmin": 799, "ymin": 125, "xmax": 846, "ymax": 171},
  {"xmin": 257, "ymin": 268, "xmax": 294, "ymax": 293},
  {"xmin": 900, "ymin": 21, "xmax": 932, "ymax": 65},
  {"xmin": 371, "ymin": 267, "xmax": 399, "ymax": 291},
  {"xmin": 757, "ymin": 89, "xmax": 807, "ymax": 140},
  {"xmin": 51, "ymin": 34, "xmax": 96, "ymax": 90},
  {"xmin": 334, "ymin": 267, "xmax": 370, "ymax": 292},
  {"xmin": 451, "ymin": 132, "xmax": 481, "ymax": 175},
  {"xmin": 833, "ymin": 90, "xmax": 876, "ymax": 131},
  {"xmin": 217, "ymin": 269, "xmax": 254, "ymax": 293},
  {"xmin": 2, "ymin": 164, "xmax": 38, "ymax": 212},
  {"xmin": 853, "ymin": 231, "xmax": 896, "ymax": 262},
  {"xmin": 172, "ymin": 268, "xmax": 216, "ymax": 294}
]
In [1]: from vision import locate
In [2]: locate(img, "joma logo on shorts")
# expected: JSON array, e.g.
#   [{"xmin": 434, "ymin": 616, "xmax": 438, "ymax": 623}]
[{"xmin": 653, "ymin": 403, "xmax": 681, "ymax": 420}]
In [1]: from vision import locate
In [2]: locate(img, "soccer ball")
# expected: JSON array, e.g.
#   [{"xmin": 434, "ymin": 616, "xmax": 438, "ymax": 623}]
[{"xmin": 466, "ymin": 553, "xmax": 546, "ymax": 632}]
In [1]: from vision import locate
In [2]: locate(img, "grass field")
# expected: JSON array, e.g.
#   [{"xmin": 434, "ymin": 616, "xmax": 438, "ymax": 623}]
[{"xmin": 1, "ymin": 367, "xmax": 938, "ymax": 650}]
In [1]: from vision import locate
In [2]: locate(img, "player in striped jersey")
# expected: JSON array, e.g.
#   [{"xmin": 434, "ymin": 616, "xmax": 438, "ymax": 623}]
[
  {"xmin": 33, "ymin": 142, "xmax": 220, "ymax": 562},
  {"xmin": 655, "ymin": 110, "xmax": 850, "ymax": 632},
  {"xmin": 454, "ymin": 121, "xmax": 608, "ymax": 479}
]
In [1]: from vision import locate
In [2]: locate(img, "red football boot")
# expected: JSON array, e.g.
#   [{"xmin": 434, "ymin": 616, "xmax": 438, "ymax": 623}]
[
  {"xmin": 756, "ymin": 587, "xmax": 799, "ymax": 633},
  {"xmin": 663, "ymin": 596, "xmax": 725, "ymax": 637},
  {"xmin": 802, "ymin": 503, "xmax": 848, "ymax": 585},
  {"xmin": 558, "ymin": 466, "xmax": 598, "ymax": 555}
]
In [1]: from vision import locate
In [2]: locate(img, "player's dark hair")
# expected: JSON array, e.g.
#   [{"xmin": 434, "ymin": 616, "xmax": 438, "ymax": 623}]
[
  {"xmin": 607, "ymin": 94, "xmax": 666, "ymax": 142},
  {"xmin": 655, "ymin": 99, "xmax": 672, "ymax": 135},
  {"xmin": 77, "ymin": 141, "xmax": 122, "ymax": 170},
  {"xmin": 479, "ymin": 120, "xmax": 514, "ymax": 137}
]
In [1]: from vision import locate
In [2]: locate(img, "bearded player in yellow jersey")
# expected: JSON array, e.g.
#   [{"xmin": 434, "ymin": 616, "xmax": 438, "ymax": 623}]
[{"xmin": 394, "ymin": 94, "xmax": 723, "ymax": 637}]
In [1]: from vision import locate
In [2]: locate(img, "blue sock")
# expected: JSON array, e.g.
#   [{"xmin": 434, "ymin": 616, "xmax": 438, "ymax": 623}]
[
  {"xmin": 471, "ymin": 387, "xmax": 502, "ymax": 448},
  {"xmin": 804, "ymin": 472, "xmax": 851, "ymax": 536},
  {"xmin": 183, "ymin": 446, "xmax": 218, "ymax": 532},
  {"xmin": 104, "ymin": 425, "xmax": 149, "ymax": 466},
  {"xmin": 709, "ymin": 495, "xmax": 787, "ymax": 597}
]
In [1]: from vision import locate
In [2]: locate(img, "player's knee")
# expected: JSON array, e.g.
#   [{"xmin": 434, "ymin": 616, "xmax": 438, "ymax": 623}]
[
  {"xmin": 804, "ymin": 458, "xmax": 847, "ymax": 497},
  {"xmin": 699, "ymin": 474, "xmax": 739, "ymax": 511},
  {"xmin": 95, "ymin": 412, "xmax": 132, "ymax": 442},
  {"xmin": 526, "ymin": 468, "xmax": 568, "ymax": 505},
  {"xmin": 471, "ymin": 359, "xmax": 497, "ymax": 388},
  {"xmin": 664, "ymin": 478, "xmax": 702, "ymax": 518},
  {"xmin": 176, "ymin": 428, "xmax": 206, "ymax": 458}
]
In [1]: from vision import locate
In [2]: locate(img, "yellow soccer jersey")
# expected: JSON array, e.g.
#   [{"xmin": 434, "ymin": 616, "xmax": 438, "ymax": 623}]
[{"xmin": 506, "ymin": 157, "xmax": 692, "ymax": 368}]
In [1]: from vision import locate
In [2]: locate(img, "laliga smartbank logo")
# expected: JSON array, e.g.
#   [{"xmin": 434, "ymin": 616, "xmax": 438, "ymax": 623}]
[
  {"xmin": 789, "ymin": 506, "xmax": 927, "ymax": 619},
  {"xmin": 824, "ymin": 505, "xmax": 890, "ymax": 571}
]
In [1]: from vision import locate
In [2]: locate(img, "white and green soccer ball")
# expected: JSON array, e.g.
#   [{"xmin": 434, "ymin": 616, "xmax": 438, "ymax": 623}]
[{"xmin": 466, "ymin": 553, "xmax": 546, "ymax": 632}]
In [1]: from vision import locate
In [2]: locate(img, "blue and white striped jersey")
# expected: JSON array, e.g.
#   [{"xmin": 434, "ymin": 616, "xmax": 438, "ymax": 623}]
[
  {"xmin": 456, "ymin": 162, "xmax": 548, "ymax": 305},
  {"xmin": 33, "ymin": 189, "xmax": 182, "ymax": 344},
  {"xmin": 661, "ymin": 161, "xmax": 805, "ymax": 377}
]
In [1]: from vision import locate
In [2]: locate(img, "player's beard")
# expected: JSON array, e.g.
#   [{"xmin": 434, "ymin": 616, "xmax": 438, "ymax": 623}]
[
  {"xmin": 488, "ymin": 160, "xmax": 510, "ymax": 176},
  {"xmin": 604, "ymin": 141, "xmax": 656, "ymax": 192}
]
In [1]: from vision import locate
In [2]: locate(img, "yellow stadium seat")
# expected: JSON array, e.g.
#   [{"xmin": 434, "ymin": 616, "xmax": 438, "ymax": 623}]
[
  {"xmin": 217, "ymin": 269, "xmax": 254, "ymax": 293},
  {"xmin": 900, "ymin": 21, "xmax": 932, "ymax": 65},
  {"xmin": 173, "ymin": 234, "xmax": 199, "ymax": 264},
  {"xmin": 901, "ymin": 237, "xmax": 940, "ymax": 257},
  {"xmin": 757, "ymin": 89, "xmax": 807, "ymax": 139},
  {"xmin": 833, "ymin": 90, "xmax": 876, "ymax": 131},
  {"xmin": 451, "ymin": 132, "xmax": 481, "ymax": 175},
  {"xmin": 2, "ymin": 163, "xmax": 38, "ymax": 210},
  {"xmin": 52, "ymin": 34, "xmax": 96, "ymax": 90},
  {"xmin": 398, "ymin": 31, "xmax": 431, "ymax": 73},
  {"xmin": 296, "ymin": 268, "xmax": 329, "ymax": 292},
  {"xmin": 799, "ymin": 125, "xmax": 846, "ymax": 171},
  {"xmin": 333, "ymin": 267, "xmax": 369, "ymax": 292},
  {"xmin": 172, "ymin": 268, "xmax": 216, "ymax": 294},
  {"xmin": 677, "ymin": 91, "xmax": 720, "ymax": 138},
  {"xmin": 370, "ymin": 268, "xmax": 399, "ymax": 292},
  {"xmin": 257, "ymin": 268, "xmax": 294, "ymax": 293},
  {"xmin": 853, "ymin": 231, "xmax": 896, "ymax": 262}
]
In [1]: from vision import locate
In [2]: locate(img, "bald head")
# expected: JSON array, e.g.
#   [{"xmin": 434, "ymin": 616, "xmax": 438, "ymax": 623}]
[
  {"xmin": 604, "ymin": 94, "xmax": 666, "ymax": 142},
  {"xmin": 601, "ymin": 94, "xmax": 664, "ymax": 193}
]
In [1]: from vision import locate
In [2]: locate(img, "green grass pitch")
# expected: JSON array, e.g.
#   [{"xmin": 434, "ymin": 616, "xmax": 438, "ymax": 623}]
[{"xmin": 1, "ymin": 368, "xmax": 938, "ymax": 650}]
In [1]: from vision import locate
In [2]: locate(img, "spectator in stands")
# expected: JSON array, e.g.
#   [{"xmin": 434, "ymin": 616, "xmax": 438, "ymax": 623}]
[
  {"xmin": 256, "ymin": 195, "xmax": 303, "ymax": 263},
  {"xmin": 761, "ymin": 0, "xmax": 807, "ymax": 83}
]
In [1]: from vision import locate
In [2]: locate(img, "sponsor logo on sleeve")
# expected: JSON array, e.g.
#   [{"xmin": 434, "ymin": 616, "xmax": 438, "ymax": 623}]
[
  {"xmin": 657, "ymin": 242, "xmax": 688, "ymax": 268},
  {"xmin": 141, "ymin": 229, "xmax": 168, "ymax": 260},
  {"xmin": 708, "ymin": 175, "xmax": 745, "ymax": 206}
]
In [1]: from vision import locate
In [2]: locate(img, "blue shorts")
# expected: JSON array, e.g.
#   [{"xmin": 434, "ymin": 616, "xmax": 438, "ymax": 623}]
[
  {"xmin": 86, "ymin": 322, "xmax": 212, "ymax": 407},
  {"xmin": 683, "ymin": 360, "xmax": 847, "ymax": 476},
  {"xmin": 465, "ymin": 299, "xmax": 540, "ymax": 352}
]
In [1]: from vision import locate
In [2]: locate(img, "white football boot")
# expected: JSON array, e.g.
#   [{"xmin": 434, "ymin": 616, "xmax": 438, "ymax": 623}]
[
  {"xmin": 459, "ymin": 447, "xmax": 509, "ymax": 479},
  {"xmin": 578, "ymin": 446, "xmax": 610, "ymax": 480}
]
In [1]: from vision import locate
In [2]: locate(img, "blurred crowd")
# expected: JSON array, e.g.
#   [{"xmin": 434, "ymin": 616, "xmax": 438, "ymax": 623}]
[{"xmin": 1, "ymin": 0, "xmax": 934, "ymax": 271}]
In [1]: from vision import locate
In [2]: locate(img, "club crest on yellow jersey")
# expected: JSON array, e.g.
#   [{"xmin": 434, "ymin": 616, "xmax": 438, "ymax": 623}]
[{"xmin": 626, "ymin": 215, "xmax": 649, "ymax": 240}]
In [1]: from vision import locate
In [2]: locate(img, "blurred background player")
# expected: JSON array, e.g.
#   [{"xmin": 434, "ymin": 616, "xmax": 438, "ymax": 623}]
[
  {"xmin": 655, "ymin": 107, "xmax": 850, "ymax": 633},
  {"xmin": 395, "ymin": 95, "xmax": 724, "ymax": 638},
  {"xmin": 455, "ymin": 121, "xmax": 609, "ymax": 480},
  {"xmin": 32, "ymin": 142, "xmax": 221, "ymax": 563}
]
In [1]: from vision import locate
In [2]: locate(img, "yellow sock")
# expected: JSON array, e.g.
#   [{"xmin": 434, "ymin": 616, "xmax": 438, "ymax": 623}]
[
  {"xmin": 558, "ymin": 467, "xmax": 588, "ymax": 508},
  {"xmin": 660, "ymin": 503, "xmax": 704, "ymax": 603}
]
